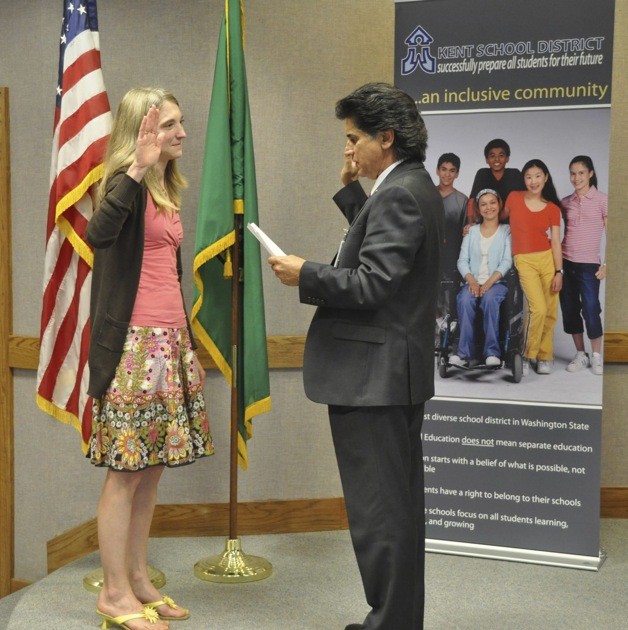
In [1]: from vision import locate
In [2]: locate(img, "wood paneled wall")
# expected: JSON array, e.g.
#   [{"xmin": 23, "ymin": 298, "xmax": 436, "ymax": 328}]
[{"xmin": 0, "ymin": 87, "xmax": 15, "ymax": 599}]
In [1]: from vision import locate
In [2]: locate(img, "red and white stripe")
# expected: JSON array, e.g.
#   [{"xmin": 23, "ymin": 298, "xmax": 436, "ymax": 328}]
[{"xmin": 36, "ymin": 24, "xmax": 111, "ymax": 448}]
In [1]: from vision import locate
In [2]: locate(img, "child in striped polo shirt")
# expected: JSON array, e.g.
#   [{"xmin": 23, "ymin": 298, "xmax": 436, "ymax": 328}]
[{"xmin": 560, "ymin": 155, "xmax": 608, "ymax": 376}]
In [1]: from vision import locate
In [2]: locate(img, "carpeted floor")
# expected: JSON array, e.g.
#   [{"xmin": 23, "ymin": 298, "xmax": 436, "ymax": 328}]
[{"xmin": 1, "ymin": 520, "xmax": 625, "ymax": 629}]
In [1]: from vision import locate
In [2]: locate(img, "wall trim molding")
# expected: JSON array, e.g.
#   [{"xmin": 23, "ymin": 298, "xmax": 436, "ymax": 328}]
[
  {"xmin": 46, "ymin": 490, "xmax": 627, "ymax": 573},
  {"xmin": 600, "ymin": 486, "xmax": 628, "ymax": 518},
  {"xmin": 9, "ymin": 332, "xmax": 628, "ymax": 371},
  {"xmin": 9, "ymin": 579, "xmax": 31, "ymax": 594},
  {"xmin": 604, "ymin": 332, "xmax": 628, "ymax": 363},
  {"xmin": 0, "ymin": 87, "xmax": 14, "ymax": 600},
  {"xmin": 47, "ymin": 497, "xmax": 349, "ymax": 573}
]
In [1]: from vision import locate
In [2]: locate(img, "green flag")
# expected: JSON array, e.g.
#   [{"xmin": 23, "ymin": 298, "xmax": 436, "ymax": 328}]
[{"xmin": 192, "ymin": 0, "xmax": 271, "ymax": 470}]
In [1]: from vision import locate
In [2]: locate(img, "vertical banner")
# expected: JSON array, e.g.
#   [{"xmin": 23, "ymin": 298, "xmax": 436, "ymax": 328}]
[{"xmin": 395, "ymin": 0, "xmax": 614, "ymax": 569}]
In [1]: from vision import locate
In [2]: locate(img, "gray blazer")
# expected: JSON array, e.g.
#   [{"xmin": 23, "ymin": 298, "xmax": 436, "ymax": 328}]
[{"xmin": 299, "ymin": 160, "xmax": 444, "ymax": 406}]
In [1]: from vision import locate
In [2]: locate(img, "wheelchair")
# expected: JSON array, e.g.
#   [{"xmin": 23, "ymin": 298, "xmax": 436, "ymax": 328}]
[{"xmin": 436, "ymin": 267, "xmax": 524, "ymax": 383}]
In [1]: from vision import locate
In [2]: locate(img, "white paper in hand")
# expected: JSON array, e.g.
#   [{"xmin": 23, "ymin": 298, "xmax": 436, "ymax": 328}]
[{"xmin": 247, "ymin": 222, "xmax": 286, "ymax": 256}]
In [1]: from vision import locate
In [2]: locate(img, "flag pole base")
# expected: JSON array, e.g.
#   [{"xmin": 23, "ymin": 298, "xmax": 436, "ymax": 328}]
[
  {"xmin": 82, "ymin": 566, "xmax": 166, "ymax": 593},
  {"xmin": 194, "ymin": 538, "xmax": 272, "ymax": 583}
]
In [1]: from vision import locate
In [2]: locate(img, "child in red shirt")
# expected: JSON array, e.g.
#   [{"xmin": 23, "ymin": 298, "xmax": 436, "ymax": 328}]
[{"xmin": 504, "ymin": 159, "xmax": 562, "ymax": 376}]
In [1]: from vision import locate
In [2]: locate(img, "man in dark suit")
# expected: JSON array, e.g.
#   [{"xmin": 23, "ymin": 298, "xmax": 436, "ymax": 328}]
[{"xmin": 269, "ymin": 82, "xmax": 443, "ymax": 629}]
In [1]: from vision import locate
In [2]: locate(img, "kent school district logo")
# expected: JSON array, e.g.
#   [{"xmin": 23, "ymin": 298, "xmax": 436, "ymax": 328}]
[{"xmin": 402, "ymin": 25, "xmax": 436, "ymax": 75}]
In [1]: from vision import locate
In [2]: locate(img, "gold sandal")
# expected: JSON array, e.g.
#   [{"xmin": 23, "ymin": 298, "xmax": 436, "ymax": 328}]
[
  {"xmin": 144, "ymin": 595, "xmax": 190, "ymax": 621},
  {"xmin": 97, "ymin": 606, "xmax": 160, "ymax": 628}
]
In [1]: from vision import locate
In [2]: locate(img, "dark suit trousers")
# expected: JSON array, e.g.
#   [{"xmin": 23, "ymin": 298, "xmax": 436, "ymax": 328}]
[{"xmin": 329, "ymin": 404, "xmax": 426, "ymax": 630}]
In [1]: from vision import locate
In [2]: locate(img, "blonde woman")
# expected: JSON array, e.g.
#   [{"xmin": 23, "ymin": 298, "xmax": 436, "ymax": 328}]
[{"xmin": 86, "ymin": 88, "xmax": 213, "ymax": 629}]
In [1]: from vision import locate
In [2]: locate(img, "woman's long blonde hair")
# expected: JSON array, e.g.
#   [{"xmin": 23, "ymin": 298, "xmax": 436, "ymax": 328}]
[{"xmin": 98, "ymin": 87, "xmax": 188, "ymax": 211}]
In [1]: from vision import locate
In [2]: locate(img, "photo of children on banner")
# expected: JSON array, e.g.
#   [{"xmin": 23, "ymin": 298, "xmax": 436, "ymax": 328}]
[
  {"xmin": 504, "ymin": 159, "xmax": 563, "ymax": 377},
  {"xmin": 431, "ymin": 133, "xmax": 608, "ymax": 387},
  {"xmin": 435, "ymin": 151, "xmax": 608, "ymax": 382},
  {"xmin": 560, "ymin": 155, "xmax": 607, "ymax": 376}
]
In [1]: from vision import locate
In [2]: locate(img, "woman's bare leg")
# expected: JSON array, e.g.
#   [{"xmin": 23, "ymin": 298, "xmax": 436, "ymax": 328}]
[
  {"xmin": 96, "ymin": 468, "xmax": 170, "ymax": 629},
  {"xmin": 126, "ymin": 466, "xmax": 188, "ymax": 619}
]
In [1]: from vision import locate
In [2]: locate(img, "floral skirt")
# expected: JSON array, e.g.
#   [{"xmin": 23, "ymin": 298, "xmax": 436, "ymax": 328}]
[{"xmin": 89, "ymin": 326, "xmax": 214, "ymax": 471}]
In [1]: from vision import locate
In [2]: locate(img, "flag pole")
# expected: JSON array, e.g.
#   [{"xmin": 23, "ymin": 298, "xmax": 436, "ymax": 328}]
[
  {"xmin": 193, "ymin": 0, "xmax": 272, "ymax": 583},
  {"xmin": 194, "ymin": 214, "xmax": 272, "ymax": 583},
  {"xmin": 229, "ymin": 214, "xmax": 242, "ymax": 541}
]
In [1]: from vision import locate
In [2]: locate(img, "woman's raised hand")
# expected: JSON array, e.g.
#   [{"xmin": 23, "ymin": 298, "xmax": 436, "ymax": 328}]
[
  {"xmin": 125, "ymin": 106, "xmax": 163, "ymax": 183},
  {"xmin": 134, "ymin": 105, "xmax": 164, "ymax": 169}
]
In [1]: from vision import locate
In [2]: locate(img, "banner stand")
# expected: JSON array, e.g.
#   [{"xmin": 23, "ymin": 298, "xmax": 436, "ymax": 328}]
[
  {"xmin": 395, "ymin": 0, "xmax": 614, "ymax": 569},
  {"xmin": 426, "ymin": 539, "xmax": 606, "ymax": 571}
]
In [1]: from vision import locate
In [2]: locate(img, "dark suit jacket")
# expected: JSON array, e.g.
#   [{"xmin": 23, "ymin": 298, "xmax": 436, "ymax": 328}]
[{"xmin": 299, "ymin": 160, "xmax": 444, "ymax": 406}]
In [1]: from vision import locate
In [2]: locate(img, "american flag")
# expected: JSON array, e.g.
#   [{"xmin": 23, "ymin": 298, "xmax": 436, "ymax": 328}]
[{"xmin": 36, "ymin": 0, "xmax": 111, "ymax": 449}]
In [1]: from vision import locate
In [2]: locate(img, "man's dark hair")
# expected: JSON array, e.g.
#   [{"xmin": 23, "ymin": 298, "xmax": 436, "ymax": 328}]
[
  {"xmin": 335, "ymin": 82, "xmax": 427, "ymax": 162},
  {"xmin": 437, "ymin": 152, "xmax": 461, "ymax": 170},
  {"xmin": 483, "ymin": 138, "xmax": 511, "ymax": 158}
]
